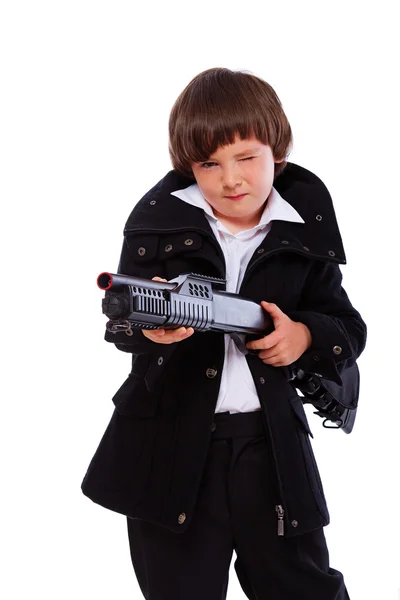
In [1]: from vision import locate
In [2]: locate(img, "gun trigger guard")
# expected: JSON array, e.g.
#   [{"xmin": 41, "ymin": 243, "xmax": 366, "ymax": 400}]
[{"xmin": 228, "ymin": 332, "xmax": 250, "ymax": 355}]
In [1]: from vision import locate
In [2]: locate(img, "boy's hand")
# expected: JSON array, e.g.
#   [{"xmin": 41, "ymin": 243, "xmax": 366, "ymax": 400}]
[
  {"xmin": 141, "ymin": 277, "xmax": 195, "ymax": 344},
  {"xmin": 246, "ymin": 301, "xmax": 312, "ymax": 367}
]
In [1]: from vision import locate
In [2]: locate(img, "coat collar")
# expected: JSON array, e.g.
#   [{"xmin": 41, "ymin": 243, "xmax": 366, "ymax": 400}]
[{"xmin": 124, "ymin": 162, "xmax": 346, "ymax": 265}]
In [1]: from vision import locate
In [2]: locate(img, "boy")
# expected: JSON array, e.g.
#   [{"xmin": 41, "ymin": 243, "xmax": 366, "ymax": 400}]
[{"xmin": 81, "ymin": 67, "xmax": 367, "ymax": 599}]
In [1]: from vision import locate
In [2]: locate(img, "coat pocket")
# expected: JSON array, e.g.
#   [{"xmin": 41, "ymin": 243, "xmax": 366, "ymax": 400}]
[{"xmin": 112, "ymin": 372, "xmax": 161, "ymax": 418}]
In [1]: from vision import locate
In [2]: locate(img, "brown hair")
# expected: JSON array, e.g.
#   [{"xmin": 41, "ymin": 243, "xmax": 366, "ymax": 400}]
[{"xmin": 168, "ymin": 67, "xmax": 293, "ymax": 181}]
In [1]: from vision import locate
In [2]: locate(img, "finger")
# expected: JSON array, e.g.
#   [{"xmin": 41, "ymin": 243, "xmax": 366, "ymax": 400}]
[
  {"xmin": 246, "ymin": 331, "xmax": 281, "ymax": 351},
  {"xmin": 166, "ymin": 326, "xmax": 195, "ymax": 340},
  {"xmin": 261, "ymin": 301, "xmax": 282, "ymax": 313},
  {"xmin": 258, "ymin": 343, "xmax": 280, "ymax": 358},
  {"xmin": 259, "ymin": 350, "xmax": 280, "ymax": 362},
  {"xmin": 158, "ymin": 327, "xmax": 192, "ymax": 343},
  {"xmin": 144, "ymin": 325, "xmax": 195, "ymax": 343},
  {"xmin": 175, "ymin": 326, "xmax": 195, "ymax": 337},
  {"xmin": 261, "ymin": 301, "xmax": 286, "ymax": 323},
  {"xmin": 263, "ymin": 356, "xmax": 289, "ymax": 367},
  {"xmin": 143, "ymin": 328, "xmax": 182, "ymax": 343},
  {"xmin": 260, "ymin": 353, "xmax": 282, "ymax": 366}
]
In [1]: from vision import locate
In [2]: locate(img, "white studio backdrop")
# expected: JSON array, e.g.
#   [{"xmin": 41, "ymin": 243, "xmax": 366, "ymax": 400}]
[{"xmin": 1, "ymin": 1, "xmax": 399, "ymax": 599}]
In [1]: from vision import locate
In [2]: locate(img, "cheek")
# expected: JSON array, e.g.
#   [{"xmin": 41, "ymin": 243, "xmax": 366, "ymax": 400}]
[
  {"xmin": 251, "ymin": 166, "xmax": 273, "ymax": 191},
  {"xmin": 195, "ymin": 183, "xmax": 217, "ymax": 209},
  {"xmin": 200, "ymin": 186, "xmax": 214, "ymax": 204},
  {"xmin": 201, "ymin": 179, "xmax": 219, "ymax": 200}
]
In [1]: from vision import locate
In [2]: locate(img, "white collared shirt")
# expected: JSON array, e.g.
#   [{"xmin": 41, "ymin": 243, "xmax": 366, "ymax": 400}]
[{"xmin": 170, "ymin": 184, "xmax": 304, "ymax": 414}]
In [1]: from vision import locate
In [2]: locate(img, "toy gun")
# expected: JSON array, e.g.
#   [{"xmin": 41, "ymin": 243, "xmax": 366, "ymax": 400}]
[{"xmin": 97, "ymin": 271, "xmax": 359, "ymax": 433}]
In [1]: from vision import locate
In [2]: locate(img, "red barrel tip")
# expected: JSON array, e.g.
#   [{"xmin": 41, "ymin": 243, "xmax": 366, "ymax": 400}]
[{"xmin": 97, "ymin": 272, "xmax": 113, "ymax": 290}]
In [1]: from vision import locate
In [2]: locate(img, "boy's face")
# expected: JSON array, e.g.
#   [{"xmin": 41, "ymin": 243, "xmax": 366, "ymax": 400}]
[{"xmin": 191, "ymin": 133, "xmax": 284, "ymax": 230}]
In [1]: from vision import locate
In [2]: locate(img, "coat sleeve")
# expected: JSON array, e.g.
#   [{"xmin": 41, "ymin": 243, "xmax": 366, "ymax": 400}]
[
  {"xmin": 287, "ymin": 260, "xmax": 367, "ymax": 385},
  {"xmin": 103, "ymin": 236, "xmax": 178, "ymax": 363}
]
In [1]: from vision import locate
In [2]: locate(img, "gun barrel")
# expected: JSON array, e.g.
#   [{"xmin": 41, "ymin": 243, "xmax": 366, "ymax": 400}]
[{"xmin": 97, "ymin": 272, "xmax": 176, "ymax": 291}]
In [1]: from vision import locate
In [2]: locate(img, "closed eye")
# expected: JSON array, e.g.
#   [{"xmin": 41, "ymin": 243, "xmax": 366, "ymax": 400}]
[{"xmin": 200, "ymin": 157, "xmax": 255, "ymax": 169}]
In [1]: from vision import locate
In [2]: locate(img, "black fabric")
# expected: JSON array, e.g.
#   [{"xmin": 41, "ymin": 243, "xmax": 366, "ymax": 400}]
[
  {"xmin": 126, "ymin": 411, "xmax": 350, "ymax": 600},
  {"xmin": 81, "ymin": 162, "xmax": 367, "ymax": 540}
]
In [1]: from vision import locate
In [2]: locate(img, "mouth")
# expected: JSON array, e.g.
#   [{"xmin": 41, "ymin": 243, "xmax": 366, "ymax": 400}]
[{"xmin": 225, "ymin": 193, "xmax": 247, "ymax": 200}]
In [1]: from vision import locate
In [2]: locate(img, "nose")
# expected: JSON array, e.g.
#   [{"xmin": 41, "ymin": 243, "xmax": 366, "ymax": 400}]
[{"xmin": 222, "ymin": 165, "xmax": 242, "ymax": 191}]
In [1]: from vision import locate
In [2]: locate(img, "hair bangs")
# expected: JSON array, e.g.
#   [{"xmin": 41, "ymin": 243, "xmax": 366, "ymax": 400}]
[{"xmin": 168, "ymin": 68, "xmax": 292, "ymax": 180}]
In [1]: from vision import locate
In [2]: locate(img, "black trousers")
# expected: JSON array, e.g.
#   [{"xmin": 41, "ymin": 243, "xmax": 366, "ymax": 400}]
[{"xmin": 126, "ymin": 410, "xmax": 350, "ymax": 600}]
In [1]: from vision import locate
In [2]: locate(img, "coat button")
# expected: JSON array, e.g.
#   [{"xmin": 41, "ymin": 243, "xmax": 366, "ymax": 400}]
[
  {"xmin": 165, "ymin": 244, "xmax": 173, "ymax": 252},
  {"xmin": 150, "ymin": 200, "xmax": 157, "ymax": 205},
  {"xmin": 333, "ymin": 345, "xmax": 342, "ymax": 355},
  {"xmin": 257, "ymin": 248, "xmax": 265, "ymax": 254},
  {"xmin": 281, "ymin": 240, "xmax": 289, "ymax": 245},
  {"xmin": 157, "ymin": 356, "xmax": 164, "ymax": 366},
  {"xmin": 259, "ymin": 377, "xmax": 265, "ymax": 384},
  {"xmin": 138, "ymin": 247, "xmax": 146, "ymax": 256},
  {"xmin": 206, "ymin": 368, "xmax": 218, "ymax": 378},
  {"xmin": 184, "ymin": 238, "xmax": 193, "ymax": 246},
  {"xmin": 211, "ymin": 422, "xmax": 216, "ymax": 432},
  {"xmin": 178, "ymin": 512, "xmax": 186, "ymax": 525},
  {"xmin": 316, "ymin": 214, "xmax": 323, "ymax": 221},
  {"xmin": 328, "ymin": 250, "xmax": 336, "ymax": 257},
  {"xmin": 291, "ymin": 520, "xmax": 298, "ymax": 527}
]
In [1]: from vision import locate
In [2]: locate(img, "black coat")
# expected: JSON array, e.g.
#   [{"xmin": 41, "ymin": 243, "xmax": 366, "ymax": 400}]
[{"xmin": 81, "ymin": 162, "xmax": 367, "ymax": 538}]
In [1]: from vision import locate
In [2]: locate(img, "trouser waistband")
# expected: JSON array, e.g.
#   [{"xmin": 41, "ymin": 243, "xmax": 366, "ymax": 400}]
[{"xmin": 211, "ymin": 410, "xmax": 266, "ymax": 439}]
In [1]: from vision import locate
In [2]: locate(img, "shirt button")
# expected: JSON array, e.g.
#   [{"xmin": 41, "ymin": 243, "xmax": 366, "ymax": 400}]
[
  {"xmin": 333, "ymin": 345, "xmax": 342, "ymax": 355},
  {"xmin": 157, "ymin": 357, "xmax": 164, "ymax": 366},
  {"xmin": 184, "ymin": 238, "xmax": 193, "ymax": 246},
  {"xmin": 257, "ymin": 248, "xmax": 265, "ymax": 254},
  {"xmin": 138, "ymin": 247, "xmax": 146, "ymax": 256},
  {"xmin": 259, "ymin": 377, "xmax": 265, "ymax": 384},
  {"xmin": 178, "ymin": 513, "xmax": 186, "ymax": 525},
  {"xmin": 313, "ymin": 356, "xmax": 320, "ymax": 362},
  {"xmin": 211, "ymin": 422, "xmax": 216, "ymax": 432},
  {"xmin": 291, "ymin": 520, "xmax": 298, "ymax": 527},
  {"xmin": 206, "ymin": 368, "xmax": 218, "ymax": 378}
]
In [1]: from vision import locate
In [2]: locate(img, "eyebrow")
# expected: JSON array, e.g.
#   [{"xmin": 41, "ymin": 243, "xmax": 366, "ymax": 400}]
[{"xmin": 208, "ymin": 147, "xmax": 261, "ymax": 160}]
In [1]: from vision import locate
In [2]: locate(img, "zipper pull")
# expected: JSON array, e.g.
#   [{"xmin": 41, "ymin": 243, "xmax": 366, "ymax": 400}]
[{"xmin": 275, "ymin": 505, "xmax": 284, "ymax": 536}]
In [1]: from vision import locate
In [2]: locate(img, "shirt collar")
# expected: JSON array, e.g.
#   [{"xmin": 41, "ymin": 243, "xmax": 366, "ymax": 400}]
[{"xmin": 170, "ymin": 183, "xmax": 305, "ymax": 232}]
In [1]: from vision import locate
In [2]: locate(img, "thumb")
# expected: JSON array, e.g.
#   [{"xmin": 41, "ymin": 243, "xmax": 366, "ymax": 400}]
[{"xmin": 261, "ymin": 301, "xmax": 283, "ymax": 321}]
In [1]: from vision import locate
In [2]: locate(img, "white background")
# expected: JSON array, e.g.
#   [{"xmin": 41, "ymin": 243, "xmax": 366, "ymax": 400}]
[{"xmin": 1, "ymin": 1, "xmax": 399, "ymax": 599}]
